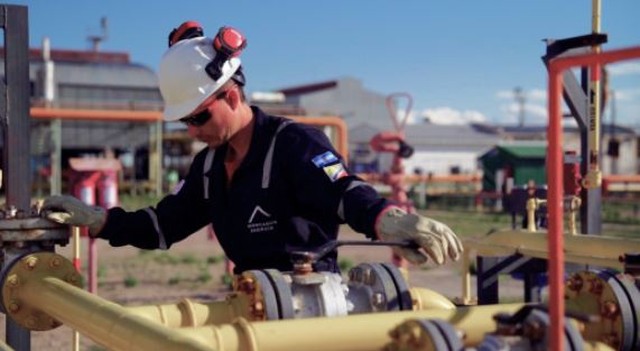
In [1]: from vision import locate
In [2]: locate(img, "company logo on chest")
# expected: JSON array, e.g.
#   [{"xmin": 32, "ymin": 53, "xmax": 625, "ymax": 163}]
[{"xmin": 247, "ymin": 205, "xmax": 277, "ymax": 233}]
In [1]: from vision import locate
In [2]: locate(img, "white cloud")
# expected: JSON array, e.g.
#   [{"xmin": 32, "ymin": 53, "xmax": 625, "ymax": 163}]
[
  {"xmin": 612, "ymin": 88, "xmax": 640, "ymax": 101},
  {"xmin": 496, "ymin": 88, "xmax": 547, "ymax": 102},
  {"xmin": 420, "ymin": 107, "xmax": 488, "ymax": 125},
  {"xmin": 528, "ymin": 89, "xmax": 547, "ymax": 102},
  {"xmin": 499, "ymin": 102, "xmax": 547, "ymax": 125},
  {"xmin": 608, "ymin": 62, "xmax": 640, "ymax": 76},
  {"xmin": 496, "ymin": 90, "xmax": 514, "ymax": 99},
  {"xmin": 496, "ymin": 88, "xmax": 549, "ymax": 125}
]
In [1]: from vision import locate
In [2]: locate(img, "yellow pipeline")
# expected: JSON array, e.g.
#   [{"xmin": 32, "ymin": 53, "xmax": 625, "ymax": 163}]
[
  {"xmin": 383, "ymin": 317, "xmax": 616, "ymax": 351},
  {"xmin": 23, "ymin": 276, "xmax": 214, "ymax": 351},
  {"xmin": 464, "ymin": 229, "xmax": 640, "ymax": 270},
  {"xmin": 4, "ymin": 252, "xmax": 214, "ymax": 351},
  {"xmin": 127, "ymin": 294, "xmax": 252, "ymax": 328},
  {"xmin": 127, "ymin": 287, "xmax": 454, "ymax": 328},
  {"xmin": 409, "ymin": 287, "xmax": 456, "ymax": 310},
  {"xmin": 174, "ymin": 303, "xmax": 527, "ymax": 351},
  {"xmin": 0, "ymin": 341, "xmax": 13, "ymax": 351},
  {"xmin": 525, "ymin": 197, "xmax": 546, "ymax": 232}
]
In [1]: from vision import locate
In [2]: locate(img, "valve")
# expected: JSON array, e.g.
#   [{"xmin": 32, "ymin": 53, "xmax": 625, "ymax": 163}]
[
  {"xmin": 234, "ymin": 240, "xmax": 419, "ymax": 321},
  {"xmin": 478, "ymin": 306, "xmax": 587, "ymax": 351}
]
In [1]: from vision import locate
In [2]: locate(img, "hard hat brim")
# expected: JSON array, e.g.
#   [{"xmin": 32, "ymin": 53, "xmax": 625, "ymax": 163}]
[{"xmin": 158, "ymin": 37, "xmax": 242, "ymax": 122}]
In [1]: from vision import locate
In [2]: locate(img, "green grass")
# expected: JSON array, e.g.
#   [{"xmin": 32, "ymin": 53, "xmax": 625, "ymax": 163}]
[{"xmin": 422, "ymin": 207, "xmax": 640, "ymax": 239}]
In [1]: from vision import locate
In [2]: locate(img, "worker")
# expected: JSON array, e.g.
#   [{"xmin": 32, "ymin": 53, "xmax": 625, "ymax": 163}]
[{"xmin": 42, "ymin": 22, "xmax": 463, "ymax": 274}]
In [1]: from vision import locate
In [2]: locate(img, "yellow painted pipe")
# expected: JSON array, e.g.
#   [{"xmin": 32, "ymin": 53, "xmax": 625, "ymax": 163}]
[
  {"xmin": 583, "ymin": 0, "xmax": 603, "ymax": 189},
  {"xmin": 464, "ymin": 229, "xmax": 640, "ymax": 270},
  {"xmin": 526, "ymin": 197, "xmax": 546, "ymax": 232},
  {"xmin": 382, "ymin": 317, "xmax": 615, "ymax": 351},
  {"xmin": 127, "ymin": 294, "xmax": 252, "ymax": 327},
  {"xmin": 174, "ymin": 303, "xmax": 527, "ymax": 351},
  {"xmin": 409, "ymin": 287, "xmax": 456, "ymax": 310},
  {"xmin": 127, "ymin": 287, "xmax": 454, "ymax": 328},
  {"xmin": 0, "ymin": 340, "xmax": 14, "ymax": 351},
  {"xmin": 21, "ymin": 276, "xmax": 214, "ymax": 351}
]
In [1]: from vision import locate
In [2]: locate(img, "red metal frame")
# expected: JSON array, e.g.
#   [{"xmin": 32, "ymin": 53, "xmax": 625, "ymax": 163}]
[{"xmin": 547, "ymin": 45, "xmax": 640, "ymax": 351}]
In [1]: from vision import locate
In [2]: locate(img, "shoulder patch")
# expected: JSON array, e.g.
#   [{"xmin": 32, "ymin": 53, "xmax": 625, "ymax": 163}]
[
  {"xmin": 312, "ymin": 151, "xmax": 339, "ymax": 168},
  {"xmin": 323, "ymin": 163, "xmax": 348, "ymax": 182}
]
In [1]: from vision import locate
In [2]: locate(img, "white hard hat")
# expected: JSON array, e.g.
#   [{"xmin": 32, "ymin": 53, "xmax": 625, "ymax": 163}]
[{"xmin": 158, "ymin": 36, "xmax": 241, "ymax": 121}]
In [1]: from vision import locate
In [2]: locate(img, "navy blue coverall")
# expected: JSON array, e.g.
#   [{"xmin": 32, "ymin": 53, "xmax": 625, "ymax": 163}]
[{"xmin": 98, "ymin": 107, "xmax": 391, "ymax": 273}]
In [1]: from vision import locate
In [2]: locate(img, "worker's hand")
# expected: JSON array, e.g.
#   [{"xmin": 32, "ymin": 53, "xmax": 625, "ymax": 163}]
[
  {"xmin": 376, "ymin": 206, "xmax": 463, "ymax": 265},
  {"xmin": 41, "ymin": 195, "xmax": 107, "ymax": 237}
]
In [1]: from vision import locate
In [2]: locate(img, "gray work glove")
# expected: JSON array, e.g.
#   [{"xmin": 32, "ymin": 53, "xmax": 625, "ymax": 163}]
[
  {"xmin": 41, "ymin": 195, "xmax": 107, "ymax": 237},
  {"xmin": 376, "ymin": 206, "xmax": 463, "ymax": 265}
]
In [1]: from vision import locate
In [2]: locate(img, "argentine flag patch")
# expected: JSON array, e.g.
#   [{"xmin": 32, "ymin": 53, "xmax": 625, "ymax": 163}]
[
  {"xmin": 312, "ymin": 151, "xmax": 348, "ymax": 182},
  {"xmin": 312, "ymin": 151, "xmax": 339, "ymax": 167}
]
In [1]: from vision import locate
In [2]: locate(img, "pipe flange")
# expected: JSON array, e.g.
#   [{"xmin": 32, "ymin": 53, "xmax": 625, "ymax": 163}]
[
  {"xmin": 2, "ymin": 252, "xmax": 82, "ymax": 331},
  {"xmin": 235, "ymin": 270, "xmax": 280, "ymax": 321},
  {"xmin": 380, "ymin": 263, "xmax": 413, "ymax": 311},
  {"xmin": 0, "ymin": 216, "xmax": 69, "ymax": 243},
  {"xmin": 262, "ymin": 269, "xmax": 295, "ymax": 319},
  {"xmin": 385, "ymin": 318, "xmax": 463, "ymax": 351},
  {"xmin": 565, "ymin": 269, "xmax": 639, "ymax": 351}
]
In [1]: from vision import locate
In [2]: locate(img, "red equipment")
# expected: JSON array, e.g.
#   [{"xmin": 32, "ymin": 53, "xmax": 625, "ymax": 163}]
[
  {"xmin": 369, "ymin": 93, "xmax": 415, "ymax": 269},
  {"xmin": 69, "ymin": 157, "xmax": 122, "ymax": 294}
]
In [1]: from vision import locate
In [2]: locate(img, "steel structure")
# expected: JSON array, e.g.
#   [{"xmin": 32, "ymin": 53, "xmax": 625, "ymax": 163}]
[{"xmin": 546, "ymin": 43, "xmax": 640, "ymax": 351}]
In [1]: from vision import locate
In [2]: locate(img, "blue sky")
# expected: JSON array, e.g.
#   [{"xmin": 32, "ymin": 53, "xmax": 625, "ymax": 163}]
[{"xmin": 10, "ymin": 1, "xmax": 640, "ymax": 127}]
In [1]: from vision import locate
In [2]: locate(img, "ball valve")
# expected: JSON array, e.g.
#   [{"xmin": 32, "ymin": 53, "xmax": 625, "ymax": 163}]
[{"xmin": 233, "ymin": 240, "xmax": 417, "ymax": 320}]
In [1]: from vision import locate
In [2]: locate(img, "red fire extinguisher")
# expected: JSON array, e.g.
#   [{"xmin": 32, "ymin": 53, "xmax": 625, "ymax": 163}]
[
  {"xmin": 73, "ymin": 171, "xmax": 101, "ymax": 236},
  {"xmin": 98, "ymin": 170, "xmax": 119, "ymax": 209}
]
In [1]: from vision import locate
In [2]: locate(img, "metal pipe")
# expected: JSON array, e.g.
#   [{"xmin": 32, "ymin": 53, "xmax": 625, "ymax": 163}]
[
  {"xmin": 1, "ymin": 4, "xmax": 34, "ymax": 350},
  {"xmin": 460, "ymin": 249, "xmax": 474, "ymax": 305},
  {"xmin": 547, "ymin": 64, "xmax": 564, "ymax": 351},
  {"xmin": 174, "ymin": 303, "xmax": 527, "ymax": 351},
  {"xmin": 0, "ymin": 341, "xmax": 14, "ymax": 351},
  {"xmin": 127, "ymin": 295, "xmax": 251, "ymax": 328},
  {"xmin": 30, "ymin": 107, "xmax": 162, "ymax": 122},
  {"xmin": 464, "ymin": 229, "xmax": 640, "ymax": 270},
  {"xmin": 127, "ymin": 287, "xmax": 454, "ymax": 329},
  {"xmin": 526, "ymin": 198, "xmax": 546, "ymax": 232},
  {"xmin": 409, "ymin": 287, "xmax": 456, "ymax": 310},
  {"xmin": 21, "ymin": 276, "xmax": 214, "ymax": 351},
  {"xmin": 547, "ymin": 44, "xmax": 640, "ymax": 351},
  {"xmin": 583, "ymin": 0, "xmax": 603, "ymax": 190},
  {"xmin": 568, "ymin": 196, "xmax": 582, "ymax": 235}
]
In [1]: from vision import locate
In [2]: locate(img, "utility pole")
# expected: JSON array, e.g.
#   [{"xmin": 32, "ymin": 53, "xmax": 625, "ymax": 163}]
[
  {"xmin": 87, "ymin": 17, "xmax": 108, "ymax": 52},
  {"xmin": 514, "ymin": 87, "xmax": 526, "ymax": 127},
  {"xmin": 609, "ymin": 89, "xmax": 618, "ymax": 174}
]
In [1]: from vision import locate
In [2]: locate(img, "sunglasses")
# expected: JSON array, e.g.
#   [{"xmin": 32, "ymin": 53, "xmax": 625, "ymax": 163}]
[
  {"xmin": 179, "ymin": 109, "xmax": 212, "ymax": 127},
  {"xmin": 179, "ymin": 88, "xmax": 232, "ymax": 127}
]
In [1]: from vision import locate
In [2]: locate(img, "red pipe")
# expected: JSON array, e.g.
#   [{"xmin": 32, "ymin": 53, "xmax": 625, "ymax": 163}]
[
  {"xmin": 547, "ymin": 63, "xmax": 565, "ymax": 351},
  {"xmin": 547, "ymin": 45, "xmax": 640, "ymax": 351}
]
